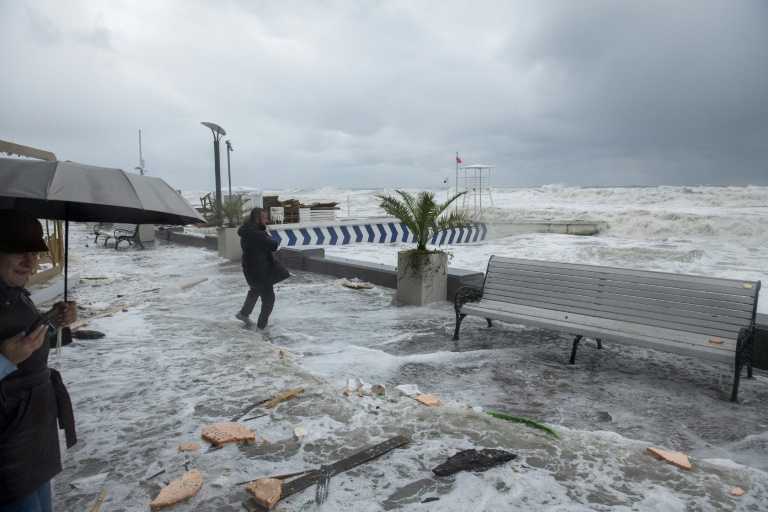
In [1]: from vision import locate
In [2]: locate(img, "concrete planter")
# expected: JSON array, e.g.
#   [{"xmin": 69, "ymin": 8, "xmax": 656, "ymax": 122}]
[
  {"xmin": 396, "ymin": 250, "xmax": 448, "ymax": 305},
  {"xmin": 217, "ymin": 227, "xmax": 242, "ymax": 261},
  {"xmin": 138, "ymin": 224, "xmax": 156, "ymax": 243}
]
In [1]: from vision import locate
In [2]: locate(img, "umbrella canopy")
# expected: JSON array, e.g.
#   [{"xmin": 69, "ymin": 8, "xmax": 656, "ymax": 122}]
[{"xmin": 0, "ymin": 158, "xmax": 204, "ymax": 225}]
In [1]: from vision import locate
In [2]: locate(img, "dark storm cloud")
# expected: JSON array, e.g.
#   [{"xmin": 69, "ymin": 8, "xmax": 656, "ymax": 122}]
[{"xmin": 1, "ymin": 0, "xmax": 766, "ymax": 190}]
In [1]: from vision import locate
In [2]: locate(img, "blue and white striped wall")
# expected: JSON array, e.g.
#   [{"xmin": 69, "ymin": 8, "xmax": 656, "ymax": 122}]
[{"xmin": 270, "ymin": 221, "xmax": 487, "ymax": 247}]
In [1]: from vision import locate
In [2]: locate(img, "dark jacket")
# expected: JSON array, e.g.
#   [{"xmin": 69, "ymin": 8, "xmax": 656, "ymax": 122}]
[
  {"xmin": 239, "ymin": 222, "xmax": 279, "ymax": 287},
  {"xmin": 0, "ymin": 283, "xmax": 76, "ymax": 505}
]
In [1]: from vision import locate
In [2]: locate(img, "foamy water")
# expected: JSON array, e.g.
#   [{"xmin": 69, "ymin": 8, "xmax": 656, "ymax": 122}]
[{"xmin": 270, "ymin": 185, "xmax": 767, "ymax": 314}]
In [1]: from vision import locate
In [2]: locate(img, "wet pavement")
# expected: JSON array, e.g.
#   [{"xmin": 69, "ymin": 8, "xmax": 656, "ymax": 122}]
[{"xmin": 48, "ymin": 228, "xmax": 768, "ymax": 511}]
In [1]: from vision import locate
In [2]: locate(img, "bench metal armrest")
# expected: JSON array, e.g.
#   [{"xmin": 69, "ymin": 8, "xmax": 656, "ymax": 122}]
[{"xmin": 454, "ymin": 285, "xmax": 483, "ymax": 314}]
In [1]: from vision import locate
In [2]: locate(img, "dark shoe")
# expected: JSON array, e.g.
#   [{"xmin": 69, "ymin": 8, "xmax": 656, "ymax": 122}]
[{"xmin": 236, "ymin": 312, "xmax": 253, "ymax": 326}]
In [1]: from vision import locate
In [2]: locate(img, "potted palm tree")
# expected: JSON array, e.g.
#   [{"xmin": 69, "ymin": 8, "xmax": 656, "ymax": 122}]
[
  {"xmin": 215, "ymin": 195, "xmax": 249, "ymax": 260},
  {"xmin": 377, "ymin": 190, "xmax": 470, "ymax": 305}
]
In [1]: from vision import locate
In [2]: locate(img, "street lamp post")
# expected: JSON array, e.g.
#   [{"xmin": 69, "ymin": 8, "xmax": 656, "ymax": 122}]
[
  {"xmin": 201, "ymin": 121, "xmax": 227, "ymax": 225},
  {"xmin": 225, "ymin": 140, "xmax": 233, "ymax": 199}
]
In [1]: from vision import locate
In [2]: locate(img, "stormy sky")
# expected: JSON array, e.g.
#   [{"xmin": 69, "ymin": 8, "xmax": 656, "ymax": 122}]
[{"xmin": 1, "ymin": 1, "xmax": 766, "ymax": 190}]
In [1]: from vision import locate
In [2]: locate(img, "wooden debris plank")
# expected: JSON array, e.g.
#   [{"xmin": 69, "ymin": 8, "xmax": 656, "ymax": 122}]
[
  {"xmin": 263, "ymin": 388, "xmax": 304, "ymax": 409},
  {"xmin": 242, "ymin": 435, "xmax": 409, "ymax": 511}
]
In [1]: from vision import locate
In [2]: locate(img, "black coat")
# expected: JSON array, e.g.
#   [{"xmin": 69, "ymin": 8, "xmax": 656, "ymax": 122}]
[
  {"xmin": 0, "ymin": 283, "xmax": 76, "ymax": 504},
  {"xmin": 239, "ymin": 222, "xmax": 280, "ymax": 287}
]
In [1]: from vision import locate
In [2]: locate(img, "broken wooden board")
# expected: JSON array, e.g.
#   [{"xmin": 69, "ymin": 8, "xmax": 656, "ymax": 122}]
[
  {"xmin": 243, "ymin": 435, "xmax": 410, "ymax": 511},
  {"xmin": 201, "ymin": 422, "xmax": 257, "ymax": 447},
  {"xmin": 149, "ymin": 470, "xmax": 203, "ymax": 510},
  {"xmin": 88, "ymin": 489, "xmax": 107, "ymax": 512},
  {"xmin": 263, "ymin": 387, "xmax": 304, "ymax": 409},
  {"xmin": 646, "ymin": 447, "xmax": 692, "ymax": 470},
  {"xmin": 245, "ymin": 478, "xmax": 283, "ymax": 510}
]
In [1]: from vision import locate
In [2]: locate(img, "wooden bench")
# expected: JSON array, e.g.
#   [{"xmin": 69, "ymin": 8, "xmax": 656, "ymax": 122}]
[
  {"xmin": 93, "ymin": 223, "xmax": 144, "ymax": 249},
  {"xmin": 453, "ymin": 256, "xmax": 762, "ymax": 402}
]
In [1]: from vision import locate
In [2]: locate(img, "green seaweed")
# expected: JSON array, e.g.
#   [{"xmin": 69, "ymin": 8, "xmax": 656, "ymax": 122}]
[{"xmin": 486, "ymin": 410, "xmax": 560, "ymax": 439}]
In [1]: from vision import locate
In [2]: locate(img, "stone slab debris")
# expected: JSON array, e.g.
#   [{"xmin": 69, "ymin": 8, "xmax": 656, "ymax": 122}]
[
  {"xmin": 339, "ymin": 278, "xmax": 374, "ymax": 290},
  {"xmin": 149, "ymin": 469, "xmax": 203, "ymax": 510},
  {"xmin": 432, "ymin": 449, "xmax": 517, "ymax": 476},
  {"xmin": 201, "ymin": 422, "xmax": 257, "ymax": 447},
  {"xmin": 245, "ymin": 478, "xmax": 283, "ymax": 510},
  {"xmin": 414, "ymin": 394, "xmax": 442, "ymax": 407},
  {"xmin": 177, "ymin": 442, "xmax": 200, "ymax": 453},
  {"xmin": 646, "ymin": 447, "xmax": 692, "ymax": 470}
]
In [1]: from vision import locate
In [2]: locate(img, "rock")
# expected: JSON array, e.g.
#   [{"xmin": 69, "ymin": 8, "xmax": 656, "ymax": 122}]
[
  {"xmin": 201, "ymin": 422, "xmax": 258, "ymax": 447},
  {"xmin": 433, "ymin": 449, "xmax": 517, "ymax": 476},
  {"xmin": 371, "ymin": 384, "xmax": 386, "ymax": 396},
  {"xmin": 729, "ymin": 486, "xmax": 745, "ymax": 497},
  {"xmin": 245, "ymin": 478, "xmax": 283, "ymax": 510},
  {"xmin": 72, "ymin": 329, "xmax": 106, "ymax": 340},
  {"xmin": 595, "ymin": 411, "xmax": 612, "ymax": 423},
  {"xmin": 394, "ymin": 384, "xmax": 421, "ymax": 397},
  {"xmin": 646, "ymin": 447, "xmax": 692, "ymax": 470},
  {"xmin": 149, "ymin": 470, "xmax": 203, "ymax": 510},
  {"xmin": 177, "ymin": 442, "xmax": 200, "ymax": 453},
  {"xmin": 414, "ymin": 394, "xmax": 442, "ymax": 407},
  {"xmin": 69, "ymin": 472, "xmax": 109, "ymax": 492}
]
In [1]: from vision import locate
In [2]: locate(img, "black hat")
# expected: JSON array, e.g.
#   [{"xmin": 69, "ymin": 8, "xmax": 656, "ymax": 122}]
[{"xmin": 0, "ymin": 210, "xmax": 49, "ymax": 253}]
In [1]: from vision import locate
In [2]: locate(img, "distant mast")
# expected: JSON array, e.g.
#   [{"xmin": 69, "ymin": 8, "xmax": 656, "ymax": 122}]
[{"xmin": 135, "ymin": 129, "xmax": 146, "ymax": 175}]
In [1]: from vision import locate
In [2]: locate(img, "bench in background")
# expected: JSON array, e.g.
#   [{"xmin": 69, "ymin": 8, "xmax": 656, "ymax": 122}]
[
  {"xmin": 93, "ymin": 223, "xmax": 144, "ymax": 249},
  {"xmin": 453, "ymin": 256, "xmax": 761, "ymax": 402}
]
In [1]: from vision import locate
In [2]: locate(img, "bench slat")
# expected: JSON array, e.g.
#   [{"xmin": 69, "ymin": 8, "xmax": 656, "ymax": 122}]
[
  {"xmin": 490, "ymin": 256, "xmax": 759, "ymax": 294},
  {"xmin": 486, "ymin": 269, "xmax": 757, "ymax": 307},
  {"xmin": 462, "ymin": 303, "xmax": 736, "ymax": 363},
  {"xmin": 483, "ymin": 280, "xmax": 754, "ymax": 321},
  {"xmin": 484, "ymin": 282, "xmax": 752, "ymax": 326},
  {"xmin": 482, "ymin": 289, "xmax": 743, "ymax": 338},
  {"xmin": 467, "ymin": 300, "xmax": 738, "ymax": 353},
  {"xmin": 489, "ymin": 260, "xmax": 758, "ymax": 300}
]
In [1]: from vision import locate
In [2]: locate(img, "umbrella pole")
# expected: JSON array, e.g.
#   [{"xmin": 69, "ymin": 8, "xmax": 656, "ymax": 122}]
[{"xmin": 64, "ymin": 219, "xmax": 69, "ymax": 303}]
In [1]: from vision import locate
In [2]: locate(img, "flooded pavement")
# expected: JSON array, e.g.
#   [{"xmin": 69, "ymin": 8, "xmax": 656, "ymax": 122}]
[{"xmin": 50, "ymin": 226, "xmax": 768, "ymax": 511}]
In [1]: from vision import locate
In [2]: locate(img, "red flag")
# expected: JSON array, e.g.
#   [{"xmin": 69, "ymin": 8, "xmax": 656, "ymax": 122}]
[{"xmin": 456, "ymin": 154, "xmax": 463, "ymax": 164}]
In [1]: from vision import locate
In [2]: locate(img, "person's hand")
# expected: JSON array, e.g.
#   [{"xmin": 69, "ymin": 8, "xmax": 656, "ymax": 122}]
[
  {"xmin": 0, "ymin": 326, "xmax": 47, "ymax": 365},
  {"xmin": 50, "ymin": 301, "xmax": 77, "ymax": 328}
]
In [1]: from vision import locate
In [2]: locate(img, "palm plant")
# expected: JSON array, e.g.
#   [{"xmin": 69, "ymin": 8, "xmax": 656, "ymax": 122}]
[{"xmin": 376, "ymin": 190, "xmax": 470, "ymax": 252}]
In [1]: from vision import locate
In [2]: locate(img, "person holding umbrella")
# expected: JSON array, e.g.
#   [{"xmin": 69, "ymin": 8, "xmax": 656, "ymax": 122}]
[{"xmin": 0, "ymin": 211, "xmax": 78, "ymax": 512}]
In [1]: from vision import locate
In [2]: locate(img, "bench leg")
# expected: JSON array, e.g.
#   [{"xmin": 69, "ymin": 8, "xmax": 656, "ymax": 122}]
[
  {"xmin": 596, "ymin": 338, "xmax": 602, "ymax": 350},
  {"xmin": 453, "ymin": 313, "xmax": 467, "ymax": 341},
  {"xmin": 486, "ymin": 318, "xmax": 493, "ymax": 328},
  {"xmin": 731, "ymin": 362, "xmax": 743, "ymax": 403},
  {"xmin": 731, "ymin": 327, "xmax": 754, "ymax": 402},
  {"xmin": 569, "ymin": 335, "xmax": 583, "ymax": 364}
]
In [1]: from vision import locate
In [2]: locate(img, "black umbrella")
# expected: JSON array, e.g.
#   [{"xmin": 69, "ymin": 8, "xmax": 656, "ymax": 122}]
[{"xmin": 0, "ymin": 157, "xmax": 205, "ymax": 301}]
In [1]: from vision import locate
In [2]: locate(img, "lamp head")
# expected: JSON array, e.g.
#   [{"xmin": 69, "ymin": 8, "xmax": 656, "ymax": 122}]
[{"xmin": 201, "ymin": 121, "xmax": 226, "ymax": 137}]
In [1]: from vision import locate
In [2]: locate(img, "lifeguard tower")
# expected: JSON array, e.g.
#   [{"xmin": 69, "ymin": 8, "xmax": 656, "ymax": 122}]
[{"xmin": 458, "ymin": 164, "xmax": 494, "ymax": 220}]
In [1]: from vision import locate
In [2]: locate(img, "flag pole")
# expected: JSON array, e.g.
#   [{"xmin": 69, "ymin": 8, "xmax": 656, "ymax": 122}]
[{"xmin": 455, "ymin": 151, "xmax": 459, "ymax": 212}]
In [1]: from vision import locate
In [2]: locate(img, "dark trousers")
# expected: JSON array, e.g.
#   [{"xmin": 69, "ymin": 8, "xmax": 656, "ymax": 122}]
[{"xmin": 240, "ymin": 283, "xmax": 275, "ymax": 328}]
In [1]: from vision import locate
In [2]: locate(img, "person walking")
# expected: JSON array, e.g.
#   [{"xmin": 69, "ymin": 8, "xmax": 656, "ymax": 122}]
[
  {"xmin": 0, "ymin": 211, "xmax": 78, "ymax": 512},
  {"xmin": 236, "ymin": 208, "xmax": 288, "ymax": 329}
]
